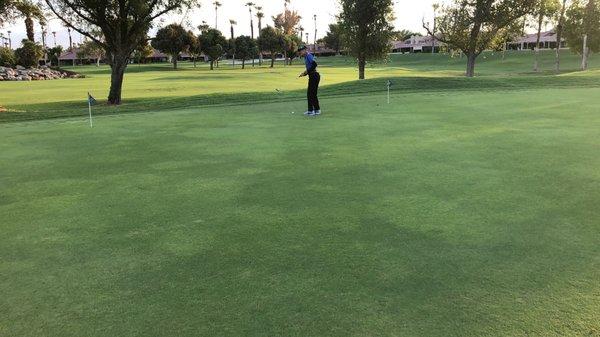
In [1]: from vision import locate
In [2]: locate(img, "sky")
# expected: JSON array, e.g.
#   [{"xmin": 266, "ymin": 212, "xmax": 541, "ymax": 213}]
[{"xmin": 1, "ymin": 0, "xmax": 444, "ymax": 48}]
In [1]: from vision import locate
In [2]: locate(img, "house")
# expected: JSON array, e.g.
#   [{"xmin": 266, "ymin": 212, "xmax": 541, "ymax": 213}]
[
  {"xmin": 392, "ymin": 35, "xmax": 445, "ymax": 53},
  {"xmin": 306, "ymin": 43, "xmax": 338, "ymax": 56},
  {"xmin": 506, "ymin": 30, "xmax": 567, "ymax": 50},
  {"xmin": 58, "ymin": 48, "xmax": 102, "ymax": 66}
]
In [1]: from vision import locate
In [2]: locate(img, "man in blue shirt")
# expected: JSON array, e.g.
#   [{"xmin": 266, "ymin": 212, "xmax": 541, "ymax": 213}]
[{"xmin": 298, "ymin": 46, "xmax": 321, "ymax": 116}]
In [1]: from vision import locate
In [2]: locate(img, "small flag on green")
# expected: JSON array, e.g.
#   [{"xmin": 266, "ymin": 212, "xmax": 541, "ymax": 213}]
[
  {"xmin": 88, "ymin": 92, "xmax": 97, "ymax": 106},
  {"xmin": 87, "ymin": 92, "xmax": 95, "ymax": 128}
]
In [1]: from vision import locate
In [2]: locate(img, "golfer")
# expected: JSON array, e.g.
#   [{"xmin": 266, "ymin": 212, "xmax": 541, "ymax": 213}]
[{"xmin": 298, "ymin": 46, "xmax": 321, "ymax": 116}]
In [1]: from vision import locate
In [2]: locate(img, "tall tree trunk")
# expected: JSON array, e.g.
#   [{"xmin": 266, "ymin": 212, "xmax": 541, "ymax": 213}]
[
  {"xmin": 25, "ymin": 16, "xmax": 34, "ymax": 41},
  {"xmin": 96, "ymin": 57, "xmax": 100, "ymax": 67},
  {"xmin": 242, "ymin": 59, "xmax": 245, "ymax": 69},
  {"xmin": 466, "ymin": 52, "xmax": 477, "ymax": 77},
  {"xmin": 534, "ymin": 14, "xmax": 543, "ymax": 72},
  {"xmin": 108, "ymin": 56, "xmax": 128, "ymax": 105},
  {"xmin": 210, "ymin": 60, "xmax": 214, "ymax": 70},
  {"xmin": 358, "ymin": 57, "xmax": 366, "ymax": 80},
  {"xmin": 270, "ymin": 56, "xmax": 275, "ymax": 68},
  {"xmin": 172, "ymin": 55, "xmax": 177, "ymax": 69},
  {"xmin": 555, "ymin": 0, "xmax": 567, "ymax": 73},
  {"xmin": 581, "ymin": 34, "xmax": 589, "ymax": 71}
]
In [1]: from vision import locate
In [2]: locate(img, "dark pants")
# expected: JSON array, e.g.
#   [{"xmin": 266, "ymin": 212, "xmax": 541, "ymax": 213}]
[{"xmin": 307, "ymin": 72, "xmax": 321, "ymax": 112}]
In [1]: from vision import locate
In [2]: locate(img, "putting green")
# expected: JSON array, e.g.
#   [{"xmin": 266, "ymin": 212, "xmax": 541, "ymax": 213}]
[{"xmin": 1, "ymin": 84, "xmax": 599, "ymax": 336}]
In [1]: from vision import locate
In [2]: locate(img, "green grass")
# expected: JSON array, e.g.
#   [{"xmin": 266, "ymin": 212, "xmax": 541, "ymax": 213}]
[
  {"xmin": 1, "ymin": 50, "xmax": 600, "ymax": 336},
  {"xmin": 1, "ymin": 50, "xmax": 600, "ymax": 122}
]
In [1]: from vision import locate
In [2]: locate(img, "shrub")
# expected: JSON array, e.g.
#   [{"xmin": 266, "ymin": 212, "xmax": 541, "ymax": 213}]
[
  {"xmin": 0, "ymin": 47, "xmax": 16, "ymax": 67},
  {"xmin": 15, "ymin": 39, "xmax": 44, "ymax": 68}
]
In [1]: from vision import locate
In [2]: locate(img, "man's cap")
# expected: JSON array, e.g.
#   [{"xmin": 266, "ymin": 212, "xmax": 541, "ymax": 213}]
[{"xmin": 298, "ymin": 45, "xmax": 307, "ymax": 52}]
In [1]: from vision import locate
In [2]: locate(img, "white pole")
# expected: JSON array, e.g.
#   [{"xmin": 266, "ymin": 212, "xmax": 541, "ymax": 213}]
[{"xmin": 88, "ymin": 100, "xmax": 93, "ymax": 128}]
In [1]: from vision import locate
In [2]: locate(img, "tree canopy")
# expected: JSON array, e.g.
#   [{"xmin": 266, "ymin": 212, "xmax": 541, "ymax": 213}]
[
  {"xmin": 322, "ymin": 23, "xmax": 344, "ymax": 54},
  {"xmin": 272, "ymin": 8, "xmax": 301, "ymax": 36},
  {"xmin": 257, "ymin": 26, "xmax": 283, "ymax": 68},
  {"xmin": 199, "ymin": 28, "xmax": 227, "ymax": 70},
  {"xmin": 338, "ymin": 0, "xmax": 395, "ymax": 79},
  {"xmin": 151, "ymin": 24, "xmax": 194, "ymax": 69},
  {"xmin": 234, "ymin": 35, "xmax": 257, "ymax": 68}
]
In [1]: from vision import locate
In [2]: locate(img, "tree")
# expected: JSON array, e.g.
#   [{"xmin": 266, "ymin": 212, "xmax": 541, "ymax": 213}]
[
  {"xmin": 564, "ymin": 0, "xmax": 600, "ymax": 70},
  {"xmin": 47, "ymin": 45, "xmax": 62, "ymax": 66},
  {"xmin": 322, "ymin": 23, "xmax": 344, "ymax": 54},
  {"xmin": 256, "ymin": 6, "xmax": 264, "ymax": 65},
  {"xmin": 555, "ymin": 0, "xmax": 569, "ymax": 72},
  {"xmin": 258, "ymin": 26, "xmax": 283, "ymax": 68},
  {"xmin": 430, "ymin": 0, "xmax": 536, "ymax": 77},
  {"xmin": 0, "ymin": 0, "xmax": 17, "ymax": 27},
  {"xmin": 199, "ymin": 28, "xmax": 226, "ymax": 70},
  {"xmin": 45, "ymin": 0, "xmax": 198, "ymax": 105},
  {"xmin": 132, "ymin": 39, "xmax": 153, "ymax": 65},
  {"xmin": 272, "ymin": 8, "xmax": 301, "ymax": 35},
  {"xmin": 234, "ymin": 35, "xmax": 257, "ymax": 68},
  {"xmin": 152, "ymin": 24, "xmax": 193, "ymax": 69},
  {"xmin": 338, "ymin": 0, "xmax": 396, "ymax": 79},
  {"xmin": 79, "ymin": 39, "xmax": 104, "ymax": 66},
  {"xmin": 283, "ymin": 33, "xmax": 301, "ymax": 64},
  {"xmin": 213, "ymin": 1, "xmax": 221, "ymax": 29},
  {"xmin": 228, "ymin": 19, "xmax": 236, "ymax": 66},
  {"xmin": 15, "ymin": 38, "xmax": 43, "ymax": 67},
  {"xmin": 14, "ymin": 0, "xmax": 45, "ymax": 42},
  {"xmin": 188, "ymin": 35, "xmax": 202, "ymax": 67},
  {"xmin": 532, "ymin": 0, "xmax": 561, "ymax": 71},
  {"xmin": 0, "ymin": 46, "xmax": 16, "ymax": 66}
]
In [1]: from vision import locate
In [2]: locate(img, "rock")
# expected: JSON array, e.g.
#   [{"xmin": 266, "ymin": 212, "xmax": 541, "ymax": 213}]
[{"xmin": 0, "ymin": 66, "xmax": 83, "ymax": 81}]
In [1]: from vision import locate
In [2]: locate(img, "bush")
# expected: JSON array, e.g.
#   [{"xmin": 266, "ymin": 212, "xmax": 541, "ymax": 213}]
[
  {"xmin": 0, "ymin": 47, "xmax": 16, "ymax": 67},
  {"xmin": 14, "ymin": 39, "xmax": 44, "ymax": 68}
]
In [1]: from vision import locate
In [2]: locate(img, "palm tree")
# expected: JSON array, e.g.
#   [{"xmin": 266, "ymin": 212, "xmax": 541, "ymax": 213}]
[
  {"xmin": 40, "ymin": 19, "xmax": 47, "ymax": 63},
  {"xmin": 52, "ymin": 31, "xmax": 56, "ymax": 47},
  {"xmin": 7, "ymin": 30, "xmax": 12, "ymax": 48},
  {"xmin": 229, "ymin": 19, "xmax": 237, "ymax": 40},
  {"xmin": 229, "ymin": 19, "xmax": 237, "ymax": 67},
  {"xmin": 245, "ymin": 2, "xmax": 255, "ymax": 66},
  {"xmin": 255, "ymin": 7, "xmax": 264, "ymax": 65},
  {"xmin": 213, "ymin": 1, "xmax": 222, "ymax": 29},
  {"xmin": 299, "ymin": 26, "xmax": 304, "ymax": 39},
  {"xmin": 67, "ymin": 26, "xmax": 73, "ymax": 50},
  {"xmin": 246, "ymin": 2, "xmax": 255, "ymax": 38},
  {"xmin": 15, "ymin": 0, "xmax": 45, "ymax": 42}
]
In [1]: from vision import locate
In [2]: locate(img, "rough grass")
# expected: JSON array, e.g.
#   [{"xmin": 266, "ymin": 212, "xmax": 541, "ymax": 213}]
[{"xmin": 1, "ymin": 50, "xmax": 599, "ymax": 337}]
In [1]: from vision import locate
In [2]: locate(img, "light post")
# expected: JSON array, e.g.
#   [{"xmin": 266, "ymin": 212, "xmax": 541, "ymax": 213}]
[
  {"xmin": 7, "ymin": 30, "xmax": 11, "ymax": 49},
  {"xmin": 52, "ymin": 31, "xmax": 57, "ymax": 46}
]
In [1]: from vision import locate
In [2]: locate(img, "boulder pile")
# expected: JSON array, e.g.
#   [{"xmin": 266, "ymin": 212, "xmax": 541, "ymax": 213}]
[{"xmin": 0, "ymin": 65, "xmax": 84, "ymax": 81}]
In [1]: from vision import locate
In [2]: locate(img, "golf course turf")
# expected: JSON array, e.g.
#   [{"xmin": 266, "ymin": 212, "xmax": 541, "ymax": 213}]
[{"xmin": 1, "ymin": 51, "xmax": 599, "ymax": 336}]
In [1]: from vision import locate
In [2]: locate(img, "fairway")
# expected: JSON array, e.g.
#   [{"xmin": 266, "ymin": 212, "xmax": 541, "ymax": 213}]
[{"xmin": 1, "ymin": 52, "xmax": 600, "ymax": 336}]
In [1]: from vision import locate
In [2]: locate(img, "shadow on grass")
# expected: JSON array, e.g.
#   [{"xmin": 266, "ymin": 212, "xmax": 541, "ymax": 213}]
[{"xmin": 3, "ymin": 74, "xmax": 600, "ymax": 123}]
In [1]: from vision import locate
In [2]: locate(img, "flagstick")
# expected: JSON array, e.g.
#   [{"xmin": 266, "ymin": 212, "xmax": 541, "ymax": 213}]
[
  {"xmin": 88, "ymin": 99, "xmax": 93, "ymax": 128},
  {"xmin": 387, "ymin": 85, "xmax": 390, "ymax": 104}
]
